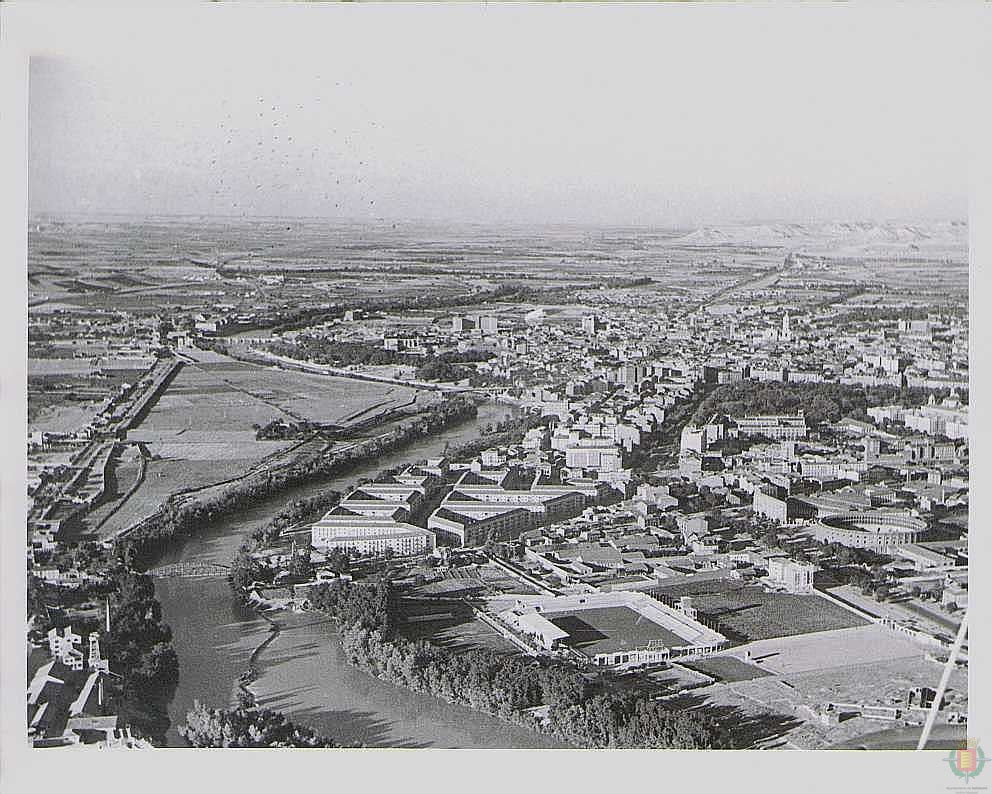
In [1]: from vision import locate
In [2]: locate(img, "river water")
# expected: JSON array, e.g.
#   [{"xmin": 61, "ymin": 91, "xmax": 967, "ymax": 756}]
[{"xmin": 154, "ymin": 402, "xmax": 567, "ymax": 748}]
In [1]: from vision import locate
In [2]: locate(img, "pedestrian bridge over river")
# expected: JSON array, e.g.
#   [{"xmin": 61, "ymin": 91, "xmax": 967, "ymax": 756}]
[{"xmin": 147, "ymin": 561, "xmax": 230, "ymax": 579}]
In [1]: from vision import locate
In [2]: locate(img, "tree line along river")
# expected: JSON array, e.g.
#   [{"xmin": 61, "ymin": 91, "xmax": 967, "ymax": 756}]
[{"xmin": 153, "ymin": 401, "xmax": 567, "ymax": 748}]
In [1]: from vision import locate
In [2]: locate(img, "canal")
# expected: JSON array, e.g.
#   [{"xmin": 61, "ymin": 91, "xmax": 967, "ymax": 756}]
[{"xmin": 154, "ymin": 402, "xmax": 567, "ymax": 748}]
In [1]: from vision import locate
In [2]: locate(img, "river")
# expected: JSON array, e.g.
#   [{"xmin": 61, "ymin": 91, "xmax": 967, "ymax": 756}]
[{"xmin": 154, "ymin": 402, "xmax": 567, "ymax": 748}]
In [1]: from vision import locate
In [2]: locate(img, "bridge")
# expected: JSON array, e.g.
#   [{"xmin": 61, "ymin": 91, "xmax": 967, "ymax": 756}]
[{"xmin": 147, "ymin": 561, "xmax": 231, "ymax": 579}]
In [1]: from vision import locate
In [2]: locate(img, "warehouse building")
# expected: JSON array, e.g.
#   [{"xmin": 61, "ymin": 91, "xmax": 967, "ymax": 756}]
[{"xmin": 311, "ymin": 514, "xmax": 435, "ymax": 556}]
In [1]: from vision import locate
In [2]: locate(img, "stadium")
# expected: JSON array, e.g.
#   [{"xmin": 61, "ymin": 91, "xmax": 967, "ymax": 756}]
[
  {"xmin": 494, "ymin": 592, "xmax": 727, "ymax": 667},
  {"xmin": 811, "ymin": 511, "xmax": 926, "ymax": 550}
]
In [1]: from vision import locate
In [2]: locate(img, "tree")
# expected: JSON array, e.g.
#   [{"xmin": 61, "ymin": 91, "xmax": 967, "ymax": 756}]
[
  {"xmin": 180, "ymin": 701, "xmax": 338, "ymax": 748},
  {"xmin": 289, "ymin": 548, "xmax": 312, "ymax": 579},
  {"xmin": 324, "ymin": 549, "xmax": 350, "ymax": 574},
  {"xmin": 230, "ymin": 549, "xmax": 263, "ymax": 592},
  {"xmin": 130, "ymin": 642, "xmax": 180, "ymax": 699}
]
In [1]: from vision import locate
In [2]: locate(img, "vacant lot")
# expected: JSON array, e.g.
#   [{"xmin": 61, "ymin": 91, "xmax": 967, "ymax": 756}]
[
  {"xmin": 548, "ymin": 606, "xmax": 686, "ymax": 657},
  {"xmin": 653, "ymin": 580, "xmax": 867, "ymax": 642},
  {"xmin": 733, "ymin": 624, "xmax": 923, "ymax": 677},
  {"xmin": 680, "ymin": 655, "xmax": 773, "ymax": 683}
]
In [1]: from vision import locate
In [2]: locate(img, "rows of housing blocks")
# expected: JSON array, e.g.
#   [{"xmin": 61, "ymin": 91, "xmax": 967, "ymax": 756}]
[
  {"xmin": 427, "ymin": 466, "xmax": 612, "ymax": 547},
  {"xmin": 311, "ymin": 457, "xmax": 615, "ymax": 554}
]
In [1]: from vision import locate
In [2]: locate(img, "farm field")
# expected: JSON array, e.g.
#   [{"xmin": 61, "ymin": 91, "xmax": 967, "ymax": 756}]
[
  {"xmin": 95, "ymin": 457, "xmax": 271, "ymax": 538},
  {"xmin": 81, "ymin": 445, "xmax": 144, "ymax": 528},
  {"xmin": 137, "ymin": 363, "xmax": 293, "ymax": 432},
  {"xmin": 410, "ymin": 563, "xmax": 541, "ymax": 599},
  {"xmin": 474, "ymin": 562, "xmax": 542, "ymax": 595},
  {"xmin": 179, "ymin": 349, "xmax": 429, "ymax": 426},
  {"xmin": 28, "ymin": 401, "xmax": 103, "ymax": 434},
  {"xmin": 28, "ymin": 370, "xmax": 135, "ymax": 429},
  {"xmin": 93, "ymin": 349, "xmax": 426, "ymax": 537},
  {"xmin": 410, "ymin": 577, "xmax": 487, "ymax": 598},
  {"xmin": 653, "ymin": 580, "xmax": 867, "ymax": 642},
  {"xmin": 27, "ymin": 448, "xmax": 78, "ymax": 469},
  {"xmin": 128, "ymin": 429, "xmax": 279, "ymax": 461}
]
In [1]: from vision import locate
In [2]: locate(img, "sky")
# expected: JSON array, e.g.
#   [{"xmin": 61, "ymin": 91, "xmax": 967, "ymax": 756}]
[{"xmin": 26, "ymin": 4, "xmax": 980, "ymax": 226}]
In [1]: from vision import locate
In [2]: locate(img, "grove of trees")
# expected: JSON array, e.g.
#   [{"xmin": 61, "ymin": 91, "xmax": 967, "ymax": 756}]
[
  {"xmin": 309, "ymin": 580, "xmax": 733, "ymax": 749},
  {"xmin": 180, "ymin": 701, "xmax": 338, "ymax": 747},
  {"xmin": 693, "ymin": 381, "xmax": 960, "ymax": 428},
  {"xmin": 106, "ymin": 570, "xmax": 180, "ymax": 702}
]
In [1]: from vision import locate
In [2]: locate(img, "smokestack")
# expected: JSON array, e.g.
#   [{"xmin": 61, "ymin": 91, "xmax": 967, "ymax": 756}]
[{"xmin": 106, "ymin": 597, "xmax": 111, "ymax": 633}]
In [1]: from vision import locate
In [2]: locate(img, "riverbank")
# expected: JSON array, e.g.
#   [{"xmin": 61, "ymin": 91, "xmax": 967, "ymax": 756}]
[
  {"xmin": 118, "ymin": 394, "xmax": 479, "ymax": 567},
  {"xmin": 154, "ymin": 402, "xmax": 529, "ymax": 747},
  {"xmin": 244, "ymin": 610, "xmax": 568, "ymax": 749},
  {"xmin": 237, "ymin": 608, "xmax": 281, "ymax": 703}
]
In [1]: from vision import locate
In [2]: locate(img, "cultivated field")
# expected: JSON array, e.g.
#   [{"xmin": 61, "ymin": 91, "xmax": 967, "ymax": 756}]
[
  {"xmin": 28, "ymin": 402, "xmax": 102, "ymax": 434},
  {"xmin": 81, "ymin": 445, "xmax": 144, "ymax": 528},
  {"xmin": 410, "ymin": 577, "xmax": 487, "ymax": 598},
  {"xmin": 28, "ymin": 370, "xmax": 136, "ymax": 431},
  {"xmin": 96, "ymin": 458, "xmax": 270, "ymax": 537},
  {"xmin": 179, "ymin": 351, "xmax": 428, "ymax": 426},
  {"xmin": 94, "ymin": 350, "xmax": 430, "ymax": 537},
  {"xmin": 653, "ymin": 580, "xmax": 867, "ymax": 642},
  {"xmin": 137, "ymin": 363, "xmax": 291, "ymax": 432}
]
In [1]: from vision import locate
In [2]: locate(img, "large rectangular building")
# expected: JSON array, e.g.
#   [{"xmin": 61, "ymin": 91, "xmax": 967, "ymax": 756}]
[
  {"xmin": 732, "ymin": 413, "xmax": 808, "ymax": 440},
  {"xmin": 752, "ymin": 487, "xmax": 816, "ymax": 523},
  {"xmin": 428, "ymin": 504, "xmax": 533, "ymax": 547},
  {"xmin": 427, "ymin": 468, "xmax": 596, "ymax": 547},
  {"xmin": 766, "ymin": 557, "xmax": 816, "ymax": 593},
  {"xmin": 311, "ymin": 515, "xmax": 435, "ymax": 557},
  {"xmin": 564, "ymin": 438, "xmax": 623, "ymax": 471}
]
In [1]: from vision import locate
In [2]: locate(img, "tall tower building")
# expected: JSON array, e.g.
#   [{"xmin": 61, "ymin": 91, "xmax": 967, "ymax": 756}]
[
  {"xmin": 781, "ymin": 311, "xmax": 792, "ymax": 341},
  {"xmin": 582, "ymin": 315, "xmax": 601, "ymax": 334}
]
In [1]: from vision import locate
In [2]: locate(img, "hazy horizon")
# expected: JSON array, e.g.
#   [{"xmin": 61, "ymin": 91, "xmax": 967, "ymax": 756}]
[{"xmin": 28, "ymin": 6, "xmax": 974, "ymax": 226}]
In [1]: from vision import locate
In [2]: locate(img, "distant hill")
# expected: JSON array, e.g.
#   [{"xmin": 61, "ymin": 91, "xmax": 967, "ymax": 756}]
[{"xmin": 672, "ymin": 220, "xmax": 967, "ymax": 258}]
